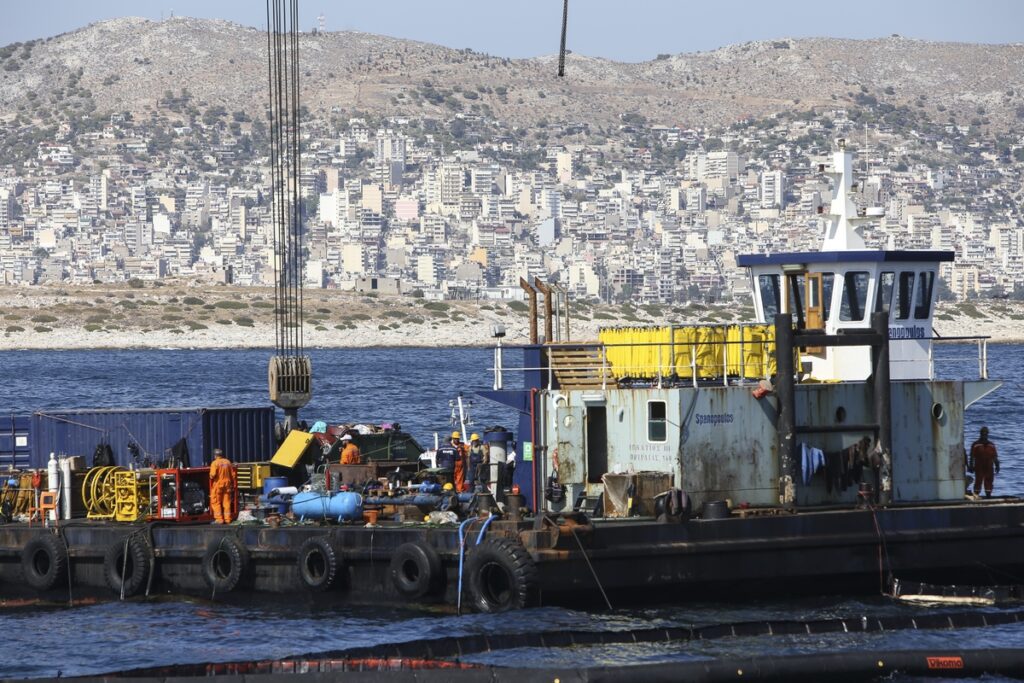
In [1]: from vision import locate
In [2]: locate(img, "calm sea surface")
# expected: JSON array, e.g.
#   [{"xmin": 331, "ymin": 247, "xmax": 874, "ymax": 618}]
[{"xmin": 0, "ymin": 344, "xmax": 1021, "ymax": 678}]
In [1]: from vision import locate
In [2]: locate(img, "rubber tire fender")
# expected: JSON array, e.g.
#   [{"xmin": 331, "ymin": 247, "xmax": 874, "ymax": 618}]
[
  {"xmin": 389, "ymin": 541, "xmax": 443, "ymax": 599},
  {"xmin": 201, "ymin": 535, "xmax": 249, "ymax": 593},
  {"xmin": 297, "ymin": 536, "xmax": 344, "ymax": 592},
  {"xmin": 21, "ymin": 533, "xmax": 68, "ymax": 592},
  {"xmin": 466, "ymin": 537, "xmax": 539, "ymax": 613},
  {"xmin": 103, "ymin": 535, "xmax": 150, "ymax": 597}
]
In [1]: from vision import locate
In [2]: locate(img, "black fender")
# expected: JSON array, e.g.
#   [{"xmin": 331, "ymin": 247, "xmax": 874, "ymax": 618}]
[
  {"xmin": 466, "ymin": 537, "xmax": 539, "ymax": 613},
  {"xmin": 389, "ymin": 540, "xmax": 443, "ymax": 599},
  {"xmin": 201, "ymin": 535, "xmax": 249, "ymax": 594},
  {"xmin": 297, "ymin": 535, "xmax": 344, "ymax": 592},
  {"xmin": 21, "ymin": 533, "xmax": 68, "ymax": 592},
  {"xmin": 103, "ymin": 535, "xmax": 151, "ymax": 597}
]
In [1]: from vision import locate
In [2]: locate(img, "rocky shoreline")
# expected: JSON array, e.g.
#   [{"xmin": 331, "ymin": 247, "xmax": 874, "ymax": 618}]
[{"xmin": 1, "ymin": 285, "xmax": 1023, "ymax": 351}]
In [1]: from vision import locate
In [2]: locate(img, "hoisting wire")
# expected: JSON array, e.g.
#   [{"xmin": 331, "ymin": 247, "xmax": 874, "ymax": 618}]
[{"xmin": 266, "ymin": 0, "xmax": 305, "ymax": 359}]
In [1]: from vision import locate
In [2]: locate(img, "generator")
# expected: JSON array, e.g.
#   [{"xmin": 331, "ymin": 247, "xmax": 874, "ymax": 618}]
[{"xmin": 152, "ymin": 467, "xmax": 216, "ymax": 522}]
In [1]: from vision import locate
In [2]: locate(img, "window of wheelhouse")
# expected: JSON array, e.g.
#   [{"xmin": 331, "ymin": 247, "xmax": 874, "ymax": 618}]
[
  {"xmin": 875, "ymin": 271, "xmax": 895, "ymax": 317},
  {"xmin": 648, "ymin": 401, "xmax": 667, "ymax": 442},
  {"xmin": 821, "ymin": 273, "xmax": 835, "ymax": 321},
  {"xmin": 757, "ymin": 274, "xmax": 781, "ymax": 319},
  {"xmin": 895, "ymin": 272, "xmax": 915, "ymax": 320},
  {"xmin": 914, "ymin": 271, "xmax": 935, "ymax": 319},
  {"xmin": 839, "ymin": 271, "xmax": 869, "ymax": 321}
]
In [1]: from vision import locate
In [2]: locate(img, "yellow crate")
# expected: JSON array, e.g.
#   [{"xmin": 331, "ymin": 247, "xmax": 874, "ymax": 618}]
[{"xmin": 236, "ymin": 463, "xmax": 272, "ymax": 491}]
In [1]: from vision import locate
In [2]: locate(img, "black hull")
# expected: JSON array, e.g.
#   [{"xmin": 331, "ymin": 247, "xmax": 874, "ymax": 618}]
[{"xmin": 2, "ymin": 501, "xmax": 1022, "ymax": 609}]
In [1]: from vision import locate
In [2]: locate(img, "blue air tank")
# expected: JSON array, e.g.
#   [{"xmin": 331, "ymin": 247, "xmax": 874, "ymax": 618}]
[{"xmin": 292, "ymin": 490, "xmax": 363, "ymax": 521}]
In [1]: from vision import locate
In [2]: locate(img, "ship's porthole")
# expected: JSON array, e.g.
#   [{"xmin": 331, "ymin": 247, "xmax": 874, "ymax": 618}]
[
  {"xmin": 835, "ymin": 406, "xmax": 846, "ymax": 423},
  {"xmin": 932, "ymin": 403, "xmax": 944, "ymax": 421}
]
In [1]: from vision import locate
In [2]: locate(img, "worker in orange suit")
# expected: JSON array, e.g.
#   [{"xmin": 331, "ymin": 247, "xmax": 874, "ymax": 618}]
[
  {"xmin": 968, "ymin": 426, "xmax": 1000, "ymax": 498},
  {"xmin": 339, "ymin": 434, "xmax": 362, "ymax": 465},
  {"xmin": 449, "ymin": 431, "xmax": 469, "ymax": 492},
  {"xmin": 208, "ymin": 448, "xmax": 236, "ymax": 524}
]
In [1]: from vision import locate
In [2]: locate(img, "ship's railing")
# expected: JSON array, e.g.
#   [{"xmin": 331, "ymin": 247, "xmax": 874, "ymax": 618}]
[
  {"xmin": 491, "ymin": 332, "xmax": 993, "ymax": 390},
  {"xmin": 494, "ymin": 335, "xmax": 778, "ymax": 391},
  {"xmin": 929, "ymin": 336, "xmax": 992, "ymax": 381}
]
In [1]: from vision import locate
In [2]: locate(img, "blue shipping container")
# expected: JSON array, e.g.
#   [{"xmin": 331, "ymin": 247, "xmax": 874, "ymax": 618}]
[
  {"xmin": 29, "ymin": 407, "xmax": 275, "ymax": 469},
  {"xmin": 0, "ymin": 415, "xmax": 31, "ymax": 470}
]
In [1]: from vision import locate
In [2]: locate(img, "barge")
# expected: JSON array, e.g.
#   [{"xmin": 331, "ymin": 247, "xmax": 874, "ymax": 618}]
[{"xmin": 1, "ymin": 141, "xmax": 1022, "ymax": 612}]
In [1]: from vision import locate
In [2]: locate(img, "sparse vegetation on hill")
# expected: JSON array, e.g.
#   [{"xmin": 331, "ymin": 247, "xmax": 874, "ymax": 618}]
[{"xmin": 1, "ymin": 17, "xmax": 1023, "ymax": 133}]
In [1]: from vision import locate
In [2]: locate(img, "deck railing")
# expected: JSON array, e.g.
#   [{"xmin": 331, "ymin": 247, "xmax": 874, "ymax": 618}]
[{"xmin": 492, "ymin": 328, "xmax": 993, "ymax": 391}]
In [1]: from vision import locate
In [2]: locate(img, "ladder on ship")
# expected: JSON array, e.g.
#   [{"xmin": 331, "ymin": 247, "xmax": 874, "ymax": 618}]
[{"xmin": 546, "ymin": 345, "xmax": 616, "ymax": 390}]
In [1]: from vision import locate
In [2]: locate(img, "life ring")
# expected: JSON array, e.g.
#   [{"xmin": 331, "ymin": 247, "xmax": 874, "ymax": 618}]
[
  {"xmin": 389, "ymin": 541, "xmax": 443, "ymax": 599},
  {"xmin": 201, "ymin": 535, "xmax": 249, "ymax": 593},
  {"xmin": 466, "ymin": 538, "xmax": 539, "ymax": 613},
  {"xmin": 21, "ymin": 533, "xmax": 69, "ymax": 591},
  {"xmin": 297, "ymin": 536, "xmax": 344, "ymax": 592},
  {"xmin": 103, "ymin": 535, "xmax": 151, "ymax": 597}
]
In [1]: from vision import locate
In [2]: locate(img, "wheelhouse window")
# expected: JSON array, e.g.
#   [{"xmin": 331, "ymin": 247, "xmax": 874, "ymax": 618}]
[
  {"xmin": 839, "ymin": 271, "xmax": 869, "ymax": 321},
  {"xmin": 648, "ymin": 401, "xmax": 667, "ymax": 442},
  {"xmin": 914, "ymin": 271, "xmax": 935, "ymax": 320},
  {"xmin": 821, "ymin": 273, "xmax": 835, "ymax": 321},
  {"xmin": 875, "ymin": 271, "xmax": 895, "ymax": 316},
  {"xmin": 758, "ymin": 274, "xmax": 781, "ymax": 319},
  {"xmin": 787, "ymin": 274, "xmax": 806, "ymax": 322},
  {"xmin": 895, "ymin": 272, "xmax": 915, "ymax": 320}
]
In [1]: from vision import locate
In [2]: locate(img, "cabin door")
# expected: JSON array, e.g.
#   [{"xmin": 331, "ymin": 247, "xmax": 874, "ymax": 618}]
[
  {"xmin": 586, "ymin": 406, "xmax": 608, "ymax": 484},
  {"xmin": 805, "ymin": 273, "xmax": 824, "ymax": 329},
  {"xmin": 555, "ymin": 404, "xmax": 585, "ymax": 485}
]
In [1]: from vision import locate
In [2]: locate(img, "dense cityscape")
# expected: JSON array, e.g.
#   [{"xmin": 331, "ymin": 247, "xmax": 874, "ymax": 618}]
[{"xmin": 1, "ymin": 37, "xmax": 1023, "ymax": 307}]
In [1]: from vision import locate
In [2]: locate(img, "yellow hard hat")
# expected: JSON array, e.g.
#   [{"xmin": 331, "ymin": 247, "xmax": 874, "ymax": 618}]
[
  {"xmin": 443, "ymin": 482, "xmax": 454, "ymax": 491},
  {"xmin": 451, "ymin": 431, "xmax": 461, "ymax": 440},
  {"xmin": 470, "ymin": 433, "xmax": 480, "ymax": 441}
]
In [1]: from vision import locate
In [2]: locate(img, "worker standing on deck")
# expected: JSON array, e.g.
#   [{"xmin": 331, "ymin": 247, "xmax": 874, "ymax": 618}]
[
  {"xmin": 466, "ymin": 433, "xmax": 488, "ymax": 489},
  {"xmin": 968, "ymin": 426, "xmax": 1000, "ymax": 497},
  {"xmin": 209, "ymin": 448, "xmax": 235, "ymax": 524},
  {"xmin": 434, "ymin": 433, "xmax": 459, "ymax": 487},
  {"xmin": 438, "ymin": 431, "xmax": 468, "ymax": 492},
  {"xmin": 339, "ymin": 434, "xmax": 362, "ymax": 465}
]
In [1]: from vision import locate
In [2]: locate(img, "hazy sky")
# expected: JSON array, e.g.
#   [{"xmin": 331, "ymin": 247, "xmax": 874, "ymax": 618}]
[{"xmin": 4, "ymin": 0, "xmax": 1022, "ymax": 62}]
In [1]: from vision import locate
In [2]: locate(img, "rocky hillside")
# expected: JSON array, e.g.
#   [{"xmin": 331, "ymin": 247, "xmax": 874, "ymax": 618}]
[{"xmin": 1, "ymin": 16, "xmax": 1023, "ymax": 131}]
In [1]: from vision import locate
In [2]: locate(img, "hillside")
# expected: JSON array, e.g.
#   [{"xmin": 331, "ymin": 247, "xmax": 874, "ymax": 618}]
[{"xmin": 1, "ymin": 17, "xmax": 1022, "ymax": 131}]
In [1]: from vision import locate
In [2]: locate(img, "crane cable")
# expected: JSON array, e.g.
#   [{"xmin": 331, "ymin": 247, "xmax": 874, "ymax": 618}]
[{"xmin": 265, "ymin": 0, "xmax": 304, "ymax": 359}]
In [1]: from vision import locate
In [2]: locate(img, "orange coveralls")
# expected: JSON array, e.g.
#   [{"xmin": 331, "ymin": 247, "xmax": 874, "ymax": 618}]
[
  {"xmin": 970, "ymin": 439, "xmax": 999, "ymax": 496},
  {"xmin": 453, "ymin": 442, "xmax": 469, "ymax": 492},
  {"xmin": 340, "ymin": 442, "xmax": 362, "ymax": 465},
  {"xmin": 209, "ymin": 455, "xmax": 235, "ymax": 523}
]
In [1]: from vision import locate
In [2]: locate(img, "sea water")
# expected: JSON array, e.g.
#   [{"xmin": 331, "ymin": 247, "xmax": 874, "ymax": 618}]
[{"xmin": 0, "ymin": 344, "xmax": 1021, "ymax": 677}]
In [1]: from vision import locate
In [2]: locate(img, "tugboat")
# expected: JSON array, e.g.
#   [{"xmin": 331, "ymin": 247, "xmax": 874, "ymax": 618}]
[{"xmin": 481, "ymin": 138, "xmax": 1020, "ymax": 602}]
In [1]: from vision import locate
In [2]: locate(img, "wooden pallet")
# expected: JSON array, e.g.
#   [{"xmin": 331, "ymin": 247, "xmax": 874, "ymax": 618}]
[{"xmin": 546, "ymin": 345, "xmax": 616, "ymax": 390}]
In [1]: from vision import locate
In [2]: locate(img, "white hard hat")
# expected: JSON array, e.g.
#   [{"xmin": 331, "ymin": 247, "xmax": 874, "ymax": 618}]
[{"xmin": 341, "ymin": 434, "xmax": 353, "ymax": 441}]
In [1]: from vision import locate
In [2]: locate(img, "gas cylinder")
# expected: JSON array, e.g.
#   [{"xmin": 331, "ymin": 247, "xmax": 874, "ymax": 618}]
[
  {"xmin": 47, "ymin": 453, "xmax": 59, "ymax": 522},
  {"xmin": 60, "ymin": 457, "xmax": 72, "ymax": 520}
]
